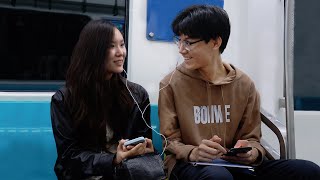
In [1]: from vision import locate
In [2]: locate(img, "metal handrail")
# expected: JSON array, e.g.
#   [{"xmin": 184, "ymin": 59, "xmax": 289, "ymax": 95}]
[{"xmin": 260, "ymin": 108, "xmax": 287, "ymax": 160}]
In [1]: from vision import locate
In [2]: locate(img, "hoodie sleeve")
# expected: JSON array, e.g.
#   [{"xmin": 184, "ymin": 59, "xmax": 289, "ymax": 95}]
[
  {"xmin": 235, "ymin": 82, "xmax": 266, "ymax": 165},
  {"xmin": 158, "ymin": 80, "xmax": 196, "ymax": 162},
  {"xmin": 50, "ymin": 90, "xmax": 116, "ymax": 178}
]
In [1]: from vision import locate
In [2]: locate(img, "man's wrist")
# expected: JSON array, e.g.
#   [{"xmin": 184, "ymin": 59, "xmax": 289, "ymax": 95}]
[
  {"xmin": 252, "ymin": 147, "xmax": 261, "ymax": 163},
  {"xmin": 188, "ymin": 148, "xmax": 196, "ymax": 161}
]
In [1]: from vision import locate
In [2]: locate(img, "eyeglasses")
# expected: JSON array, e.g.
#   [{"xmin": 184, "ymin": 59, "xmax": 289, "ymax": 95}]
[{"xmin": 173, "ymin": 36, "xmax": 204, "ymax": 51}]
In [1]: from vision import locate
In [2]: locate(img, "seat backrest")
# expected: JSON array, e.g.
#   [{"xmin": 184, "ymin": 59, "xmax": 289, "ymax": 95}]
[
  {"xmin": 150, "ymin": 105, "xmax": 163, "ymax": 153},
  {"xmin": 0, "ymin": 101, "xmax": 57, "ymax": 180},
  {"xmin": 0, "ymin": 102, "xmax": 164, "ymax": 179}
]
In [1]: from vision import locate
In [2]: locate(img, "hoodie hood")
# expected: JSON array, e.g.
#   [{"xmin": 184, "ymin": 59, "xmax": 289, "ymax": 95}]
[{"xmin": 176, "ymin": 62, "xmax": 242, "ymax": 85}]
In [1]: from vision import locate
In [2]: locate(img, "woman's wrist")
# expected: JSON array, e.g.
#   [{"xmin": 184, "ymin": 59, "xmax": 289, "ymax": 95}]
[{"xmin": 113, "ymin": 152, "xmax": 123, "ymax": 165}]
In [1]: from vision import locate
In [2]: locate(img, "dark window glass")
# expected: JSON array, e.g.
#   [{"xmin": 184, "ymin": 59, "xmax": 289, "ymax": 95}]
[
  {"xmin": 0, "ymin": 1, "xmax": 126, "ymax": 91},
  {"xmin": 0, "ymin": 7, "xmax": 90, "ymax": 81},
  {"xmin": 294, "ymin": 0, "xmax": 320, "ymax": 110}
]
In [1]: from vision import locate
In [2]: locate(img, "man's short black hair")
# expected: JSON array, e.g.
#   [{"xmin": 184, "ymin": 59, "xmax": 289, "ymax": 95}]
[{"xmin": 172, "ymin": 5, "xmax": 230, "ymax": 53}]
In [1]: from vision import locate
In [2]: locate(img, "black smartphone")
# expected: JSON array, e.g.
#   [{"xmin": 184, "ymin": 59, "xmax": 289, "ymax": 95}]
[{"xmin": 225, "ymin": 147, "xmax": 252, "ymax": 156}]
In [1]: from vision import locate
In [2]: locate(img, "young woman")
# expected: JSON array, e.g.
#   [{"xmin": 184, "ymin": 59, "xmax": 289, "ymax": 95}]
[{"xmin": 50, "ymin": 19, "xmax": 154, "ymax": 179}]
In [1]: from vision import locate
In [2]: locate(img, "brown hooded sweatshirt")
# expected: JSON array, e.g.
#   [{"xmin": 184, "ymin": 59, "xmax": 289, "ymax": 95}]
[{"xmin": 159, "ymin": 62, "xmax": 265, "ymax": 175}]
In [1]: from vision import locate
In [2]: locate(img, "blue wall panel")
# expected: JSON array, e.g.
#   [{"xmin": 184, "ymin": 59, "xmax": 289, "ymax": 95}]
[{"xmin": 147, "ymin": 0, "xmax": 224, "ymax": 41}]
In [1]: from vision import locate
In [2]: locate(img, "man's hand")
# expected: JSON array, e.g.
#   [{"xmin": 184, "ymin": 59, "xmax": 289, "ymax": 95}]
[
  {"xmin": 222, "ymin": 140, "xmax": 259, "ymax": 165},
  {"xmin": 189, "ymin": 135, "xmax": 227, "ymax": 162}
]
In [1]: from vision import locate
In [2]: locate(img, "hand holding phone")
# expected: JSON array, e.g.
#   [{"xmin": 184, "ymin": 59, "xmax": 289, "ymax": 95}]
[
  {"xmin": 124, "ymin": 136, "xmax": 145, "ymax": 147},
  {"xmin": 224, "ymin": 147, "xmax": 252, "ymax": 156}
]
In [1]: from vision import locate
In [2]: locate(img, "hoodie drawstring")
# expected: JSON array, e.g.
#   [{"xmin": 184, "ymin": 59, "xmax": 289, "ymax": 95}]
[
  {"xmin": 220, "ymin": 85, "xmax": 227, "ymax": 148},
  {"xmin": 207, "ymin": 82, "xmax": 227, "ymax": 148}
]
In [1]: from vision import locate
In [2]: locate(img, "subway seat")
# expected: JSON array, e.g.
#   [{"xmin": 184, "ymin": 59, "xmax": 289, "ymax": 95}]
[
  {"xmin": 0, "ymin": 101, "xmax": 56, "ymax": 180},
  {"xmin": 0, "ymin": 101, "xmax": 162, "ymax": 179}
]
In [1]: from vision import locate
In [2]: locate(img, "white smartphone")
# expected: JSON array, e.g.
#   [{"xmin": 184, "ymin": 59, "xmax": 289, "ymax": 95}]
[{"xmin": 124, "ymin": 136, "xmax": 145, "ymax": 147}]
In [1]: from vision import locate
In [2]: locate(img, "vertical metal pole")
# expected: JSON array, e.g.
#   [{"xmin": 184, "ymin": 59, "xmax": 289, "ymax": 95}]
[
  {"xmin": 11, "ymin": 0, "xmax": 16, "ymax": 6},
  {"xmin": 113, "ymin": 0, "xmax": 119, "ymax": 16},
  {"xmin": 48, "ymin": 0, "xmax": 52, "ymax": 10},
  {"xmin": 82, "ymin": 0, "xmax": 87, "ymax": 13},
  {"xmin": 123, "ymin": 0, "xmax": 129, "ymax": 75},
  {"xmin": 284, "ymin": 0, "xmax": 296, "ymax": 159}
]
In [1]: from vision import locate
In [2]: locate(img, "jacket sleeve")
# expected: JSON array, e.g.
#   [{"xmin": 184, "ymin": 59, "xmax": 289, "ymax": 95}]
[
  {"xmin": 158, "ymin": 81, "xmax": 196, "ymax": 161},
  {"xmin": 50, "ymin": 90, "xmax": 115, "ymax": 178},
  {"xmin": 235, "ymin": 82, "xmax": 266, "ymax": 165}
]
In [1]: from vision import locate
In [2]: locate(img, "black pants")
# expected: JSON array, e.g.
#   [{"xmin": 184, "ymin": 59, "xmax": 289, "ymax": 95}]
[{"xmin": 170, "ymin": 159, "xmax": 320, "ymax": 180}]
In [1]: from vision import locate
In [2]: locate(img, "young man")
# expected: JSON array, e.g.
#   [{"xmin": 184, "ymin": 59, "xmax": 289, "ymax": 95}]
[{"xmin": 159, "ymin": 5, "xmax": 320, "ymax": 179}]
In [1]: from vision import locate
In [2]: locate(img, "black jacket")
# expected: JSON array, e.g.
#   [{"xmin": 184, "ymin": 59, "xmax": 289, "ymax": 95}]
[{"xmin": 50, "ymin": 79, "xmax": 152, "ymax": 180}]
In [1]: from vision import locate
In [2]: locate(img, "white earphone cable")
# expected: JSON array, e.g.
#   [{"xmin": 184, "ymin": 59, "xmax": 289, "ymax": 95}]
[{"xmin": 123, "ymin": 65, "xmax": 177, "ymax": 157}]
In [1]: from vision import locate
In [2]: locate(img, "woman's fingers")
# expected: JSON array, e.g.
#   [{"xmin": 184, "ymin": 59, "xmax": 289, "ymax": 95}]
[
  {"xmin": 120, "ymin": 138, "xmax": 156, "ymax": 159},
  {"xmin": 145, "ymin": 138, "xmax": 153, "ymax": 148},
  {"xmin": 125, "ymin": 143, "xmax": 146, "ymax": 156},
  {"xmin": 145, "ymin": 138, "xmax": 155, "ymax": 153},
  {"xmin": 118, "ymin": 139, "xmax": 126, "ymax": 147}
]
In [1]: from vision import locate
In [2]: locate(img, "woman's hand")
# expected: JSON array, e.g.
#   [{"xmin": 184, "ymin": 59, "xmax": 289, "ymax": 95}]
[
  {"xmin": 125, "ymin": 138, "xmax": 155, "ymax": 153},
  {"xmin": 144, "ymin": 138, "xmax": 155, "ymax": 153},
  {"xmin": 113, "ymin": 138, "xmax": 154, "ymax": 165},
  {"xmin": 221, "ymin": 140, "xmax": 259, "ymax": 165},
  {"xmin": 189, "ymin": 135, "xmax": 227, "ymax": 162}
]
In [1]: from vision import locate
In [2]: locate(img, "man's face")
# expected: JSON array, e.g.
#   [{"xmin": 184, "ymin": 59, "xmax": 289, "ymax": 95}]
[{"xmin": 177, "ymin": 34, "xmax": 217, "ymax": 70}]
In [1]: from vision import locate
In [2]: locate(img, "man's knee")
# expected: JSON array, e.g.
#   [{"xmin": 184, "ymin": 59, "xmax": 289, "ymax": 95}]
[
  {"xmin": 171, "ymin": 161, "xmax": 233, "ymax": 180},
  {"xmin": 198, "ymin": 166, "xmax": 233, "ymax": 179},
  {"xmin": 292, "ymin": 159, "xmax": 320, "ymax": 178}
]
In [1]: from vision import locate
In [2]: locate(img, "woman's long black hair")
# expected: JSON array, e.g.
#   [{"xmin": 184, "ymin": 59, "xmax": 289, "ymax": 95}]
[{"xmin": 65, "ymin": 19, "xmax": 133, "ymax": 148}]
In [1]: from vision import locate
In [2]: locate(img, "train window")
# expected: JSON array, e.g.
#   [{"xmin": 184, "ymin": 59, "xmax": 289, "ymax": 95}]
[
  {"xmin": 0, "ymin": 0, "xmax": 127, "ymax": 91},
  {"xmin": 294, "ymin": 0, "xmax": 320, "ymax": 110}
]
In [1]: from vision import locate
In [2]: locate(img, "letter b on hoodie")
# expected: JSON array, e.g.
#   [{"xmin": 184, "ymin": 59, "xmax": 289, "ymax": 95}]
[
  {"xmin": 194, "ymin": 106, "xmax": 210, "ymax": 124},
  {"xmin": 194, "ymin": 106, "xmax": 201, "ymax": 124}
]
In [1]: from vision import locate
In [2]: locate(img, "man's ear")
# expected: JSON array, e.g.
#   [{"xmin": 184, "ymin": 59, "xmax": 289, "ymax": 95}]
[{"xmin": 211, "ymin": 37, "xmax": 222, "ymax": 50}]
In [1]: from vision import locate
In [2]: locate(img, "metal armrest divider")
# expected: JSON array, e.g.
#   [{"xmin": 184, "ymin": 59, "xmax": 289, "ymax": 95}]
[{"xmin": 260, "ymin": 108, "xmax": 287, "ymax": 160}]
